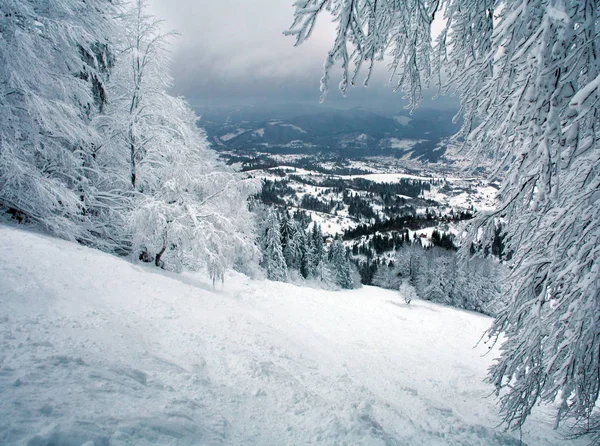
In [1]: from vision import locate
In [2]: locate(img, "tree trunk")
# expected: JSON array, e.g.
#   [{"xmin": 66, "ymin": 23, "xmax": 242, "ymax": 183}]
[
  {"xmin": 130, "ymin": 142, "xmax": 136, "ymax": 188},
  {"xmin": 155, "ymin": 245, "xmax": 166, "ymax": 268}
]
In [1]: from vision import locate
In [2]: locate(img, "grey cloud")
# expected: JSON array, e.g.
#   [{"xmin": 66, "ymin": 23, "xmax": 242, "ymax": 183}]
[
  {"xmin": 147, "ymin": 1, "xmax": 328, "ymax": 99},
  {"xmin": 147, "ymin": 0, "xmax": 458, "ymax": 110}
]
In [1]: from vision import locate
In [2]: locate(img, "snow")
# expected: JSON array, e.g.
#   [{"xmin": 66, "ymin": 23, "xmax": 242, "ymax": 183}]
[
  {"xmin": 220, "ymin": 129, "xmax": 248, "ymax": 141},
  {"xmin": 389, "ymin": 138, "xmax": 424, "ymax": 150},
  {"xmin": 570, "ymin": 72, "xmax": 600, "ymax": 111},
  {"xmin": 269, "ymin": 166, "xmax": 314, "ymax": 176},
  {"xmin": 0, "ymin": 224, "xmax": 576, "ymax": 445},
  {"xmin": 253, "ymin": 128, "xmax": 265, "ymax": 137},
  {"xmin": 348, "ymin": 172, "xmax": 435, "ymax": 182},
  {"xmin": 279, "ymin": 123, "xmax": 307, "ymax": 133},
  {"xmin": 393, "ymin": 116, "xmax": 412, "ymax": 126},
  {"xmin": 423, "ymin": 185, "xmax": 498, "ymax": 212},
  {"xmin": 302, "ymin": 210, "xmax": 357, "ymax": 237},
  {"xmin": 408, "ymin": 227, "xmax": 439, "ymax": 247},
  {"xmin": 267, "ymin": 122, "xmax": 307, "ymax": 133}
]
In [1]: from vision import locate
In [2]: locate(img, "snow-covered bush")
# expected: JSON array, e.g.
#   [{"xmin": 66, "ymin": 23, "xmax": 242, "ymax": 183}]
[{"xmin": 398, "ymin": 281, "xmax": 417, "ymax": 305}]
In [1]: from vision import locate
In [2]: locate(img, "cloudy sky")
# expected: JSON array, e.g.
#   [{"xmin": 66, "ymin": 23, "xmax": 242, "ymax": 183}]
[{"xmin": 147, "ymin": 0, "xmax": 458, "ymax": 111}]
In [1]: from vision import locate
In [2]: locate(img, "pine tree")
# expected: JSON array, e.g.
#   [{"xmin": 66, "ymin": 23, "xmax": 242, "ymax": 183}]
[
  {"xmin": 260, "ymin": 209, "xmax": 288, "ymax": 282},
  {"xmin": 293, "ymin": 226, "xmax": 311, "ymax": 279},
  {"xmin": 329, "ymin": 238, "xmax": 354, "ymax": 289},
  {"xmin": 372, "ymin": 261, "xmax": 401, "ymax": 290},
  {"xmin": 309, "ymin": 223, "xmax": 325, "ymax": 279},
  {"xmin": 279, "ymin": 210, "xmax": 297, "ymax": 269}
]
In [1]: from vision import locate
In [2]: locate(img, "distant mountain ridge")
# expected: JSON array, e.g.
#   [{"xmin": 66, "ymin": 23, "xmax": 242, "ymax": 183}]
[{"xmin": 197, "ymin": 104, "xmax": 460, "ymax": 162}]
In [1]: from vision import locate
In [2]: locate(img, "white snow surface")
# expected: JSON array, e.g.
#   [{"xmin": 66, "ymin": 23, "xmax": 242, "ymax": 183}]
[
  {"xmin": 0, "ymin": 225, "xmax": 574, "ymax": 445},
  {"xmin": 348, "ymin": 173, "xmax": 435, "ymax": 182},
  {"xmin": 220, "ymin": 129, "xmax": 248, "ymax": 142},
  {"xmin": 393, "ymin": 116, "xmax": 412, "ymax": 126},
  {"xmin": 267, "ymin": 122, "xmax": 307, "ymax": 134},
  {"xmin": 388, "ymin": 138, "xmax": 424, "ymax": 150}
]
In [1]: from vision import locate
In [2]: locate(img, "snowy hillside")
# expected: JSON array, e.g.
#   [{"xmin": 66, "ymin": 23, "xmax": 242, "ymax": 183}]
[{"xmin": 0, "ymin": 225, "xmax": 575, "ymax": 445}]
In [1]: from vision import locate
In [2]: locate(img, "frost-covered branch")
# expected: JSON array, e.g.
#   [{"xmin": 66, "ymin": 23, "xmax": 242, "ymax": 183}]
[{"xmin": 288, "ymin": 0, "xmax": 600, "ymax": 433}]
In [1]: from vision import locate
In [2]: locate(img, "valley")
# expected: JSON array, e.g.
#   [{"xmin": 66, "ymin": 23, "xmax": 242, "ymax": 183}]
[
  {"xmin": 204, "ymin": 103, "xmax": 497, "ymax": 245},
  {"xmin": 221, "ymin": 150, "xmax": 498, "ymax": 247},
  {"xmin": 203, "ymin": 102, "xmax": 503, "ymax": 289},
  {"xmin": 199, "ymin": 104, "xmax": 461, "ymax": 162}
]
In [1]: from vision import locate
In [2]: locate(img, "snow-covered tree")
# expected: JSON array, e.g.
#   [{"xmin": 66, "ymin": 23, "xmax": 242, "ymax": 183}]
[
  {"xmin": 260, "ymin": 209, "xmax": 288, "ymax": 282},
  {"xmin": 307, "ymin": 223, "xmax": 326, "ymax": 279},
  {"xmin": 99, "ymin": 0, "xmax": 257, "ymax": 281},
  {"xmin": 423, "ymin": 254, "xmax": 451, "ymax": 304},
  {"xmin": 399, "ymin": 280, "xmax": 417, "ymax": 305},
  {"xmin": 0, "ymin": 0, "xmax": 115, "ymax": 243},
  {"xmin": 292, "ymin": 225, "xmax": 311, "ymax": 279},
  {"xmin": 309, "ymin": 224, "xmax": 335, "ymax": 285},
  {"xmin": 288, "ymin": 0, "xmax": 600, "ymax": 432},
  {"xmin": 279, "ymin": 210, "xmax": 298, "ymax": 269},
  {"xmin": 126, "ymin": 99, "xmax": 258, "ymax": 280},
  {"xmin": 388, "ymin": 244, "xmax": 502, "ymax": 313},
  {"xmin": 329, "ymin": 238, "xmax": 354, "ymax": 289},
  {"xmin": 97, "ymin": 0, "xmax": 175, "ymax": 192},
  {"xmin": 257, "ymin": 211, "xmax": 339, "ymax": 286},
  {"xmin": 372, "ymin": 260, "xmax": 401, "ymax": 290}
]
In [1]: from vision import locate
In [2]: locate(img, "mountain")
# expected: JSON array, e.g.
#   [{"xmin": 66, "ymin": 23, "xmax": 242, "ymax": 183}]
[
  {"xmin": 198, "ymin": 104, "xmax": 460, "ymax": 161},
  {"xmin": 0, "ymin": 223, "xmax": 573, "ymax": 445}
]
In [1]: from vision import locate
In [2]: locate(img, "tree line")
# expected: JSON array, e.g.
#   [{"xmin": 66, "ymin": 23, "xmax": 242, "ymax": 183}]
[
  {"xmin": 257, "ymin": 207, "xmax": 358, "ymax": 289},
  {"xmin": 371, "ymin": 245, "xmax": 504, "ymax": 316},
  {"xmin": 344, "ymin": 211, "xmax": 472, "ymax": 240}
]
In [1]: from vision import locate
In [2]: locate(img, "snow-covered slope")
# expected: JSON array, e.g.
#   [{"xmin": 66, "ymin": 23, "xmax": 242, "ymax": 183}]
[{"xmin": 0, "ymin": 225, "xmax": 575, "ymax": 445}]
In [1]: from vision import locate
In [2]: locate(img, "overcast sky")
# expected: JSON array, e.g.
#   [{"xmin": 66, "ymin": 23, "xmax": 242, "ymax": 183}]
[{"xmin": 147, "ymin": 0, "xmax": 458, "ymax": 111}]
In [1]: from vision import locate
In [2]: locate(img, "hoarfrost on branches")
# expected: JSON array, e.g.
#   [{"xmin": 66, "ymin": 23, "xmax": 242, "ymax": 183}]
[
  {"xmin": 0, "ymin": 0, "xmax": 116, "ymax": 244},
  {"xmin": 288, "ymin": 0, "xmax": 600, "ymax": 433},
  {"xmin": 1, "ymin": 0, "xmax": 259, "ymax": 284},
  {"xmin": 100, "ymin": 0, "xmax": 258, "ymax": 281}
]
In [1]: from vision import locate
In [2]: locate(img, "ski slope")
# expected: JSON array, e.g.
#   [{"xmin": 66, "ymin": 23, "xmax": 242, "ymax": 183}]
[{"xmin": 0, "ymin": 225, "xmax": 577, "ymax": 445}]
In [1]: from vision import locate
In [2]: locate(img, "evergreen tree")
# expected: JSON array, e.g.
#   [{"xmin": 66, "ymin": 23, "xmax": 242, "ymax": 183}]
[
  {"xmin": 293, "ymin": 226, "xmax": 311, "ymax": 279},
  {"xmin": 260, "ymin": 209, "xmax": 288, "ymax": 282},
  {"xmin": 279, "ymin": 210, "xmax": 296, "ymax": 269},
  {"xmin": 329, "ymin": 238, "xmax": 354, "ymax": 289},
  {"xmin": 309, "ymin": 223, "xmax": 326, "ymax": 279},
  {"xmin": 372, "ymin": 261, "xmax": 401, "ymax": 290},
  {"xmin": 383, "ymin": 244, "xmax": 501, "ymax": 314}
]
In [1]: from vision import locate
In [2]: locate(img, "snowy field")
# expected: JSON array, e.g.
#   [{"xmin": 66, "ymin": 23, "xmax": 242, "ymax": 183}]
[{"xmin": 0, "ymin": 224, "xmax": 578, "ymax": 445}]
